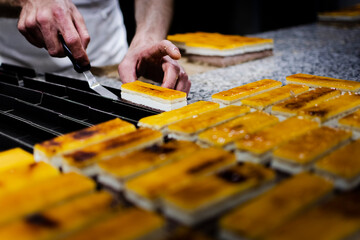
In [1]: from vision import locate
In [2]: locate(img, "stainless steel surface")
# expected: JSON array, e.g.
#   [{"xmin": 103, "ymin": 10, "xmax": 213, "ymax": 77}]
[{"xmin": 83, "ymin": 70, "xmax": 119, "ymax": 100}]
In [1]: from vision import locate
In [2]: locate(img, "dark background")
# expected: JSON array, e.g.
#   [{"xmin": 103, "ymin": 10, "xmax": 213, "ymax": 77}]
[{"xmin": 119, "ymin": 0, "xmax": 360, "ymax": 44}]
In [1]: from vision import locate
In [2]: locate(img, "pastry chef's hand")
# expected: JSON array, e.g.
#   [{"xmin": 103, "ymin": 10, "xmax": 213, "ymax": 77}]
[
  {"xmin": 118, "ymin": 39, "xmax": 191, "ymax": 94},
  {"xmin": 16, "ymin": 0, "xmax": 90, "ymax": 66}
]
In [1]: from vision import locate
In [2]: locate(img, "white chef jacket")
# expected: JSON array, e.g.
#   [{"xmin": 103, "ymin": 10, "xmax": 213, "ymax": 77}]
[{"xmin": 0, "ymin": 0, "xmax": 128, "ymax": 73}]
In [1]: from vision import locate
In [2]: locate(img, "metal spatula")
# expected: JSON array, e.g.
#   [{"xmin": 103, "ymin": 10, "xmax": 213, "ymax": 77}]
[{"xmin": 60, "ymin": 36, "xmax": 119, "ymax": 100}]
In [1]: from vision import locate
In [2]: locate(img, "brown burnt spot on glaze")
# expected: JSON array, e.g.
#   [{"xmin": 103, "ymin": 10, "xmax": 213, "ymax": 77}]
[
  {"xmin": 41, "ymin": 139, "xmax": 61, "ymax": 148},
  {"xmin": 28, "ymin": 162, "xmax": 39, "ymax": 170},
  {"xmin": 187, "ymin": 156, "xmax": 226, "ymax": 174},
  {"xmin": 144, "ymin": 145, "xmax": 176, "ymax": 154},
  {"xmin": 306, "ymin": 109, "xmax": 329, "ymax": 117},
  {"xmin": 217, "ymin": 169, "xmax": 248, "ymax": 183},
  {"xmin": 104, "ymin": 129, "xmax": 157, "ymax": 150},
  {"xmin": 70, "ymin": 151, "xmax": 97, "ymax": 162},
  {"xmin": 72, "ymin": 129, "xmax": 99, "ymax": 140},
  {"xmin": 25, "ymin": 214, "xmax": 58, "ymax": 228}
]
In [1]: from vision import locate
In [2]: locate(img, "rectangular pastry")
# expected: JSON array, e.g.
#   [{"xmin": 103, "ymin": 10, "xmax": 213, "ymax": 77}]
[
  {"xmin": 167, "ymin": 32, "xmax": 274, "ymax": 67},
  {"xmin": 167, "ymin": 105, "xmax": 251, "ymax": 141},
  {"xmin": 0, "ymin": 162, "xmax": 60, "ymax": 196},
  {"xmin": 197, "ymin": 111, "xmax": 279, "ymax": 150},
  {"xmin": 138, "ymin": 101, "xmax": 219, "ymax": 132},
  {"xmin": 162, "ymin": 163, "xmax": 276, "ymax": 225},
  {"xmin": 63, "ymin": 208, "xmax": 165, "ymax": 240},
  {"xmin": 272, "ymin": 126, "xmax": 352, "ymax": 174},
  {"xmin": 235, "ymin": 117, "xmax": 319, "ymax": 163},
  {"xmin": 0, "ymin": 191, "xmax": 115, "ymax": 240},
  {"xmin": 240, "ymin": 84, "xmax": 309, "ymax": 111},
  {"xmin": 315, "ymin": 139, "xmax": 360, "ymax": 190},
  {"xmin": 286, "ymin": 73, "xmax": 360, "ymax": 92},
  {"xmin": 33, "ymin": 118, "xmax": 136, "ymax": 166},
  {"xmin": 124, "ymin": 147, "xmax": 236, "ymax": 211},
  {"xmin": 271, "ymin": 87, "xmax": 341, "ymax": 117},
  {"xmin": 96, "ymin": 140, "xmax": 201, "ymax": 191},
  {"xmin": 0, "ymin": 148, "xmax": 34, "ymax": 173},
  {"xmin": 338, "ymin": 108, "xmax": 360, "ymax": 132},
  {"xmin": 0, "ymin": 172, "xmax": 95, "ymax": 225},
  {"xmin": 211, "ymin": 79, "xmax": 282, "ymax": 106},
  {"xmin": 61, "ymin": 128, "xmax": 163, "ymax": 176},
  {"xmin": 121, "ymin": 80, "xmax": 187, "ymax": 111},
  {"xmin": 219, "ymin": 172, "xmax": 333, "ymax": 240},
  {"xmin": 318, "ymin": 4, "xmax": 360, "ymax": 24},
  {"xmin": 298, "ymin": 93, "xmax": 360, "ymax": 123},
  {"xmin": 265, "ymin": 191, "xmax": 360, "ymax": 240}
]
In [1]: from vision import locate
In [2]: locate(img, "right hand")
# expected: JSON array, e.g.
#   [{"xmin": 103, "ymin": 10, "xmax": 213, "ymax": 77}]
[{"xmin": 17, "ymin": 0, "xmax": 90, "ymax": 66}]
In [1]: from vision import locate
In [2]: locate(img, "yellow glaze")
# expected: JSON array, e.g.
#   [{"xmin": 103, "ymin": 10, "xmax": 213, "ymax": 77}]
[
  {"xmin": 0, "ymin": 148, "xmax": 34, "ymax": 173},
  {"xmin": 273, "ymin": 126, "xmax": 351, "ymax": 165},
  {"xmin": 0, "ymin": 191, "xmax": 114, "ymax": 240},
  {"xmin": 198, "ymin": 111, "xmax": 279, "ymax": 147},
  {"xmin": 265, "ymin": 191, "xmax": 360, "ymax": 240},
  {"xmin": 0, "ymin": 162, "xmax": 59, "ymax": 196},
  {"xmin": 220, "ymin": 172, "xmax": 333, "ymax": 239},
  {"xmin": 298, "ymin": 93, "xmax": 360, "ymax": 123},
  {"xmin": 62, "ymin": 128, "xmax": 163, "ymax": 169},
  {"xmin": 167, "ymin": 105, "xmax": 250, "ymax": 135},
  {"xmin": 338, "ymin": 108, "xmax": 360, "ymax": 131},
  {"xmin": 64, "ymin": 208, "xmax": 164, "ymax": 240},
  {"xmin": 125, "ymin": 148, "xmax": 236, "ymax": 200},
  {"xmin": 138, "ymin": 101, "xmax": 219, "ymax": 130},
  {"xmin": 212, "ymin": 79, "xmax": 282, "ymax": 103},
  {"xmin": 286, "ymin": 73, "xmax": 360, "ymax": 92},
  {"xmin": 34, "ymin": 118, "xmax": 136, "ymax": 159},
  {"xmin": 163, "ymin": 163, "xmax": 275, "ymax": 211},
  {"xmin": 167, "ymin": 32, "xmax": 273, "ymax": 50},
  {"xmin": 241, "ymin": 84, "xmax": 309, "ymax": 110},
  {"xmin": 272, "ymin": 88, "xmax": 341, "ymax": 116},
  {"xmin": 0, "ymin": 172, "xmax": 95, "ymax": 225},
  {"xmin": 235, "ymin": 117, "xmax": 319, "ymax": 155},
  {"xmin": 315, "ymin": 139, "xmax": 360, "ymax": 179},
  {"xmin": 97, "ymin": 140, "xmax": 200, "ymax": 179},
  {"xmin": 121, "ymin": 80, "xmax": 186, "ymax": 101}
]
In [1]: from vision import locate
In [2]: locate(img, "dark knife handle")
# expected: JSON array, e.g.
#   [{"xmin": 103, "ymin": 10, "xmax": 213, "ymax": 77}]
[{"xmin": 59, "ymin": 35, "xmax": 91, "ymax": 73}]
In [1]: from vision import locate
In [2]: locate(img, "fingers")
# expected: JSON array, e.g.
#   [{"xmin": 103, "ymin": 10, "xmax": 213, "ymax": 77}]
[
  {"xmin": 161, "ymin": 56, "xmax": 191, "ymax": 94},
  {"xmin": 72, "ymin": 6, "xmax": 90, "ymax": 49},
  {"xmin": 118, "ymin": 59, "xmax": 138, "ymax": 83},
  {"xmin": 175, "ymin": 68, "xmax": 191, "ymax": 94},
  {"xmin": 149, "ymin": 40, "xmax": 181, "ymax": 60}
]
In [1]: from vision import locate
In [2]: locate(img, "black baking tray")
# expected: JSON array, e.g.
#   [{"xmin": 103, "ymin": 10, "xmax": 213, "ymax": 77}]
[
  {"xmin": 0, "ymin": 70, "xmax": 19, "ymax": 85},
  {"xmin": 0, "ymin": 82, "xmax": 43, "ymax": 104},
  {"xmin": 0, "ymin": 133, "xmax": 33, "ymax": 152},
  {"xmin": 0, "ymin": 63, "xmax": 36, "ymax": 79},
  {"xmin": 23, "ymin": 77, "xmax": 67, "ymax": 97}
]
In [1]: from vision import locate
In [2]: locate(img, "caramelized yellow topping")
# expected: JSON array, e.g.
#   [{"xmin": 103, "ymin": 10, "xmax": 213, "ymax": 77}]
[
  {"xmin": 167, "ymin": 105, "xmax": 250, "ymax": 134},
  {"xmin": 212, "ymin": 79, "xmax": 282, "ymax": 103},
  {"xmin": 273, "ymin": 126, "xmax": 351, "ymax": 165},
  {"xmin": 271, "ymin": 88, "xmax": 341, "ymax": 116},
  {"xmin": 0, "ymin": 148, "xmax": 34, "ymax": 173},
  {"xmin": 286, "ymin": 73, "xmax": 360, "ymax": 91},
  {"xmin": 125, "ymin": 148, "xmax": 236, "ymax": 200},
  {"xmin": 298, "ymin": 93, "xmax": 360, "ymax": 123},
  {"xmin": 235, "ymin": 117, "xmax": 319, "ymax": 155},
  {"xmin": 241, "ymin": 84, "xmax": 309, "ymax": 110},
  {"xmin": 315, "ymin": 139, "xmax": 360, "ymax": 179},
  {"xmin": 138, "ymin": 101, "xmax": 219, "ymax": 130},
  {"xmin": 121, "ymin": 81, "xmax": 186, "ymax": 101},
  {"xmin": 62, "ymin": 128, "xmax": 163, "ymax": 169},
  {"xmin": 34, "ymin": 118, "xmax": 136, "ymax": 159},
  {"xmin": 338, "ymin": 108, "xmax": 360, "ymax": 130},
  {"xmin": 220, "ymin": 172, "xmax": 333, "ymax": 239},
  {"xmin": 167, "ymin": 32, "xmax": 273, "ymax": 50},
  {"xmin": 198, "ymin": 111, "xmax": 279, "ymax": 147}
]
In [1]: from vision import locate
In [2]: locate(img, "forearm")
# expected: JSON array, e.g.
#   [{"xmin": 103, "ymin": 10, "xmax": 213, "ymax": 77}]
[{"xmin": 132, "ymin": 0, "xmax": 174, "ymax": 43}]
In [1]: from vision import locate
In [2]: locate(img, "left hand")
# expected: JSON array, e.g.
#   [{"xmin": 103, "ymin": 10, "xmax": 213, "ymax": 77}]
[{"xmin": 118, "ymin": 39, "xmax": 191, "ymax": 94}]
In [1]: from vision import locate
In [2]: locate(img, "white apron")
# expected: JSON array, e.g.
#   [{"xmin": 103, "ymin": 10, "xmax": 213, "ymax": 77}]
[{"xmin": 0, "ymin": 0, "xmax": 128, "ymax": 73}]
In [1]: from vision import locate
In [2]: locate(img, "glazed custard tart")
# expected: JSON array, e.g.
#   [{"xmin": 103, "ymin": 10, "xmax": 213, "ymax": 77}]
[
  {"xmin": 298, "ymin": 93, "xmax": 360, "ymax": 123},
  {"xmin": 219, "ymin": 172, "xmax": 333, "ymax": 240},
  {"xmin": 96, "ymin": 140, "xmax": 201, "ymax": 191},
  {"xmin": 286, "ymin": 73, "xmax": 360, "ymax": 92},
  {"xmin": 138, "ymin": 101, "xmax": 219, "ymax": 132},
  {"xmin": 0, "ymin": 172, "xmax": 95, "ymax": 225},
  {"xmin": 272, "ymin": 126, "xmax": 352, "ymax": 174},
  {"xmin": 240, "ymin": 84, "xmax": 309, "ymax": 111},
  {"xmin": 61, "ymin": 128, "xmax": 163, "ymax": 176},
  {"xmin": 124, "ymin": 147, "xmax": 236, "ymax": 211},
  {"xmin": 271, "ymin": 87, "xmax": 341, "ymax": 117},
  {"xmin": 0, "ymin": 148, "xmax": 34, "ymax": 173},
  {"xmin": 121, "ymin": 80, "xmax": 187, "ymax": 111},
  {"xmin": 338, "ymin": 108, "xmax": 360, "ymax": 132},
  {"xmin": 265, "ymin": 191, "xmax": 360, "ymax": 240},
  {"xmin": 0, "ymin": 191, "xmax": 114, "ymax": 240},
  {"xmin": 33, "ymin": 118, "xmax": 136, "ymax": 166},
  {"xmin": 162, "ymin": 163, "xmax": 276, "ymax": 226},
  {"xmin": 315, "ymin": 139, "xmax": 360, "ymax": 190},
  {"xmin": 211, "ymin": 79, "xmax": 282, "ymax": 106},
  {"xmin": 167, "ymin": 105, "xmax": 251, "ymax": 141},
  {"xmin": 197, "ymin": 111, "xmax": 279, "ymax": 149},
  {"xmin": 234, "ymin": 117, "xmax": 319, "ymax": 163}
]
